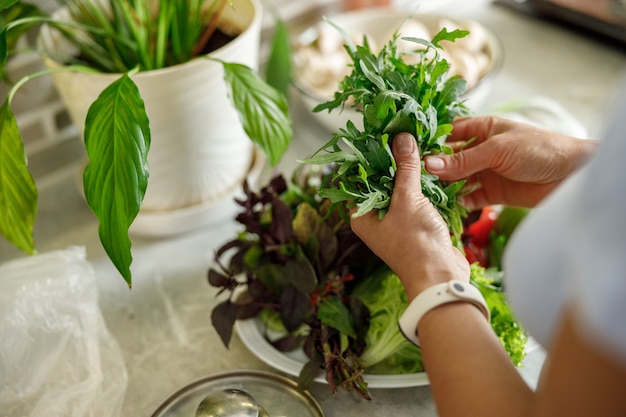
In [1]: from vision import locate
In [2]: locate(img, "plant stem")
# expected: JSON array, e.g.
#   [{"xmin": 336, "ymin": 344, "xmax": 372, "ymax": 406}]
[
  {"xmin": 7, "ymin": 64, "xmax": 100, "ymax": 105},
  {"xmin": 192, "ymin": 0, "xmax": 228, "ymax": 57}
]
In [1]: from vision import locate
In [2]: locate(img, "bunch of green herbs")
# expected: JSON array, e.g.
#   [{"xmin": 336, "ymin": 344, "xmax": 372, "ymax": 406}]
[{"xmin": 301, "ymin": 24, "xmax": 471, "ymax": 247}]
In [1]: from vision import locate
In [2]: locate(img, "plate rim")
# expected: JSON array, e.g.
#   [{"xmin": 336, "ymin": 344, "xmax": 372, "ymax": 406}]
[{"xmin": 234, "ymin": 316, "xmax": 431, "ymax": 389}]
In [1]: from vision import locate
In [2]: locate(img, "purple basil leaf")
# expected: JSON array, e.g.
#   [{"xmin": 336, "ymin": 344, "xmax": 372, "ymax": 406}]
[
  {"xmin": 256, "ymin": 263, "xmax": 288, "ymax": 295},
  {"xmin": 208, "ymin": 269, "xmax": 230, "ymax": 288},
  {"xmin": 236, "ymin": 212, "xmax": 264, "ymax": 236},
  {"xmin": 285, "ymin": 258, "xmax": 317, "ymax": 294},
  {"xmin": 335, "ymin": 233, "xmax": 374, "ymax": 267},
  {"xmin": 236, "ymin": 302, "xmax": 264, "ymax": 320},
  {"xmin": 234, "ymin": 290, "xmax": 267, "ymax": 319},
  {"xmin": 246, "ymin": 277, "xmax": 273, "ymax": 300},
  {"xmin": 228, "ymin": 247, "xmax": 251, "ymax": 275},
  {"xmin": 269, "ymin": 174, "xmax": 288, "ymax": 195},
  {"xmin": 315, "ymin": 224, "xmax": 338, "ymax": 269},
  {"xmin": 269, "ymin": 333, "xmax": 306, "ymax": 352},
  {"xmin": 298, "ymin": 355, "xmax": 325, "ymax": 391},
  {"xmin": 215, "ymin": 238, "xmax": 248, "ymax": 259},
  {"xmin": 270, "ymin": 195, "xmax": 293, "ymax": 244},
  {"xmin": 279, "ymin": 285, "xmax": 310, "ymax": 332},
  {"xmin": 303, "ymin": 329, "xmax": 319, "ymax": 358},
  {"xmin": 348, "ymin": 295, "xmax": 370, "ymax": 355},
  {"xmin": 211, "ymin": 300, "xmax": 239, "ymax": 348}
]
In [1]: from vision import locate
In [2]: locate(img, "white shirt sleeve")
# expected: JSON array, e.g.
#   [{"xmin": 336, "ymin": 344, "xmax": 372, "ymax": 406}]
[
  {"xmin": 566, "ymin": 87, "xmax": 626, "ymax": 366},
  {"xmin": 504, "ymin": 77, "xmax": 626, "ymax": 367}
]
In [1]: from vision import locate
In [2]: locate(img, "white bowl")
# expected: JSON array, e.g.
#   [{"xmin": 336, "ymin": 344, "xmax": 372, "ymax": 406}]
[{"xmin": 292, "ymin": 9, "xmax": 503, "ymax": 133}]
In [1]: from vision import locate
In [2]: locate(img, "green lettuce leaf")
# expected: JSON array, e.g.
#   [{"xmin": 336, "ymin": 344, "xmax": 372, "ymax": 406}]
[{"xmin": 352, "ymin": 266, "xmax": 423, "ymax": 373}]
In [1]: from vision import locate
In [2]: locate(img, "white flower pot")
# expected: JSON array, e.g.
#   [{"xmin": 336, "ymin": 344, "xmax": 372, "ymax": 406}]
[{"xmin": 38, "ymin": 0, "xmax": 262, "ymax": 219}]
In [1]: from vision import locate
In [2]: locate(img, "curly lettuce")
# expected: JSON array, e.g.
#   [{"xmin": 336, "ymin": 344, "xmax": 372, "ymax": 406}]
[
  {"xmin": 352, "ymin": 263, "xmax": 527, "ymax": 375},
  {"xmin": 471, "ymin": 263, "xmax": 528, "ymax": 366},
  {"xmin": 352, "ymin": 266, "xmax": 423, "ymax": 374}
]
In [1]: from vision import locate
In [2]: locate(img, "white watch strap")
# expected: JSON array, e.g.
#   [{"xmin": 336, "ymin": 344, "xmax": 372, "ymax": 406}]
[{"xmin": 398, "ymin": 280, "xmax": 490, "ymax": 347}]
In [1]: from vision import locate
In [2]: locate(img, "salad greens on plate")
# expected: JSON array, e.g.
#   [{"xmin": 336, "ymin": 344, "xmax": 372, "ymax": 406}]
[
  {"xmin": 209, "ymin": 170, "xmax": 527, "ymax": 399},
  {"xmin": 209, "ymin": 24, "xmax": 527, "ymax": 400}
]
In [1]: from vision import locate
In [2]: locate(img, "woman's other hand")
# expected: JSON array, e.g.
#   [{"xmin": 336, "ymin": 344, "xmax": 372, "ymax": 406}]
[{"xmin": 425, "ymin": 116, "xmax": 597, "ymax": 210}]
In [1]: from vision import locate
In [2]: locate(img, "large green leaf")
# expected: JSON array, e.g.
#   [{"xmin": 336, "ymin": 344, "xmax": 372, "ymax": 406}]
[
  {"xmin": 0, "ymin": 0, "xmax": 18, "ymax": 12},
  {"xmin": 222, "ymin": 61, "xmax": 292, "ymax": 166},
  {"xmin": 0, "ymin": 2, "xmax": 47, "ymax": 58},
  {"xmin": 0, "ymin": 28, "xmax": 7, "ymax": 81},
  {"xmin": 265, "ymin": 18, "xmax": 291, "ymax": 98},
  {"xmin": 0, "ymin": 100, "xmax": 37, "ymax": 254},
  {"xmin": 82, "ymin": 73, "xmax": 150, "ymax": 288}
]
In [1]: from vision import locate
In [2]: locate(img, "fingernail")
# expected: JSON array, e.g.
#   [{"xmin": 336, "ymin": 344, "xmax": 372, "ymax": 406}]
[
  {"xmin": 394, "ymin": 133, "xmax": 415, "ymax": 155},
  {"xmin": 425, "ymin": 156, "xmax": 444, "ymax": 171}
]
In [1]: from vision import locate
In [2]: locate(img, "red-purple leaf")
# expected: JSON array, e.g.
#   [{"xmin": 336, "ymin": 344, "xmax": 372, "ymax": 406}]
[
  {"xmin": 270, "ymin": 195, "xmax": 293, "ymax": 243},
  {"xmin": 211, "ymin": 300, "xmax": 238, "ymax": 348},
  {"xmin": 269, "ymin": 333, "xmax": 307, "ymax": 352},
  {"xmin": 298, "ymin": 355, "xmax": 324, "ymax": 391},
  {"xmin": 285, "ymin": 258, "xmax": 317, "ymax": 293},
  {"xmin": 279, "ymin": 285, "xmax": 309, "ymax": 332},
  {"xmin": 208, "ymin": 269, "xmax": 230, "ymax": 288}
]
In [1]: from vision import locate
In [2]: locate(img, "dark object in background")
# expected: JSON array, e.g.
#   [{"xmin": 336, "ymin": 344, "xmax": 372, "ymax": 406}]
[{"xmin": 494, "ymin": 0, "xmax": 626, "ymax": 46}]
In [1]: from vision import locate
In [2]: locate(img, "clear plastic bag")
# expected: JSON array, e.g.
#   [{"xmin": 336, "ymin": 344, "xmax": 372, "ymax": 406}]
[{"xmin": 0, "ymin": 247, "xmax": 127, "ymax": 417}]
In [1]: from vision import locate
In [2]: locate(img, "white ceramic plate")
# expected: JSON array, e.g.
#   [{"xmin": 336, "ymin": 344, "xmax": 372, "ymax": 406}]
[
  {"xmin": 235, "ymin": 316, "xmax": 430, "ymax": 388},
  {"xmin": 235, "ymin": 315, "xmax": 542, "ymax": 389}
]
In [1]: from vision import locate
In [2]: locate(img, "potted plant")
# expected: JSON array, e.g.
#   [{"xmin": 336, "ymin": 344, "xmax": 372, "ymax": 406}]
[{"xmin": 0, "ymin": 0, "xmax": 293, "ymax": 287}]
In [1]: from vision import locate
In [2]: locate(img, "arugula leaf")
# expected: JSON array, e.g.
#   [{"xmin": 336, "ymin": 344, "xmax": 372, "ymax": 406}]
[
  {"xmin": 431, "ymin": 28, "xmax": 470, "ymax": 48},
  {"xmin": 303, "ymin": 28, "xmax": 471, "ymax": 247}
]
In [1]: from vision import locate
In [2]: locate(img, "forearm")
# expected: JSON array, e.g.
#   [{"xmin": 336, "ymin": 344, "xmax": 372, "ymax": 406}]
[{"xmin": 417, "ymin": 302, "xmax": 533, "ymax": 417}]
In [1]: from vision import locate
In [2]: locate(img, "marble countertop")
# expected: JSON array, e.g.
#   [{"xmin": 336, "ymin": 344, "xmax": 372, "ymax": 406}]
[{"xmin": 1, "ymin": 1, "xmax": 625, "ymax": 416}]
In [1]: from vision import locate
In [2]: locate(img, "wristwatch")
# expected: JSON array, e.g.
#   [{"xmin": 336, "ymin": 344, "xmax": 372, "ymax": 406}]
[{"xmin": 398, "ymin": 280, "xmax": 490, "ymax": 347}]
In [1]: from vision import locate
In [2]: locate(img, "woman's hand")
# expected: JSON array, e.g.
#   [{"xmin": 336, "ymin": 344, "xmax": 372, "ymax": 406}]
[
  {"xmin": 425, "ymin": 116, "xmax": 597, "ymax": 210},
  {"xmin": 350, "ymin": 133, "xmax": 469, "ymax": 300}
]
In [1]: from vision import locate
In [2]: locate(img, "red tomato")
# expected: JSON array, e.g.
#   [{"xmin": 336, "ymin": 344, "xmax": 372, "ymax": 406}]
[
  {"xmin": 464, "ymin": 242, "xmax": 487, "ymax": 266},
  {"xmin": 466, "ymin": 206, "xmax": 498, "ymax": 248}
]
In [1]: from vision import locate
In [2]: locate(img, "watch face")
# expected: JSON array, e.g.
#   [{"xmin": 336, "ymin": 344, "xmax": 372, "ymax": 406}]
[{"xmin": 451, "ymin": 281, "xmax": 465, "ymax": 293}]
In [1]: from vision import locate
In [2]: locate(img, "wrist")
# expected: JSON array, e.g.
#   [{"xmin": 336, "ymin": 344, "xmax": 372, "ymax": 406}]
[
  {"xmin": 398, "ymin": 251, "xmax": 470, "ymax": 300},
  {"xmin": 398, "ymin": 280, "xmax": 490, "ymax": 347}
]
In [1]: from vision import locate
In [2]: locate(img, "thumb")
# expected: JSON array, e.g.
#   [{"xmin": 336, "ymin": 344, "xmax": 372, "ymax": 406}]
[{"xmin": 392, "ymin": 133, "xmax": 422, "ymax": 198}]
